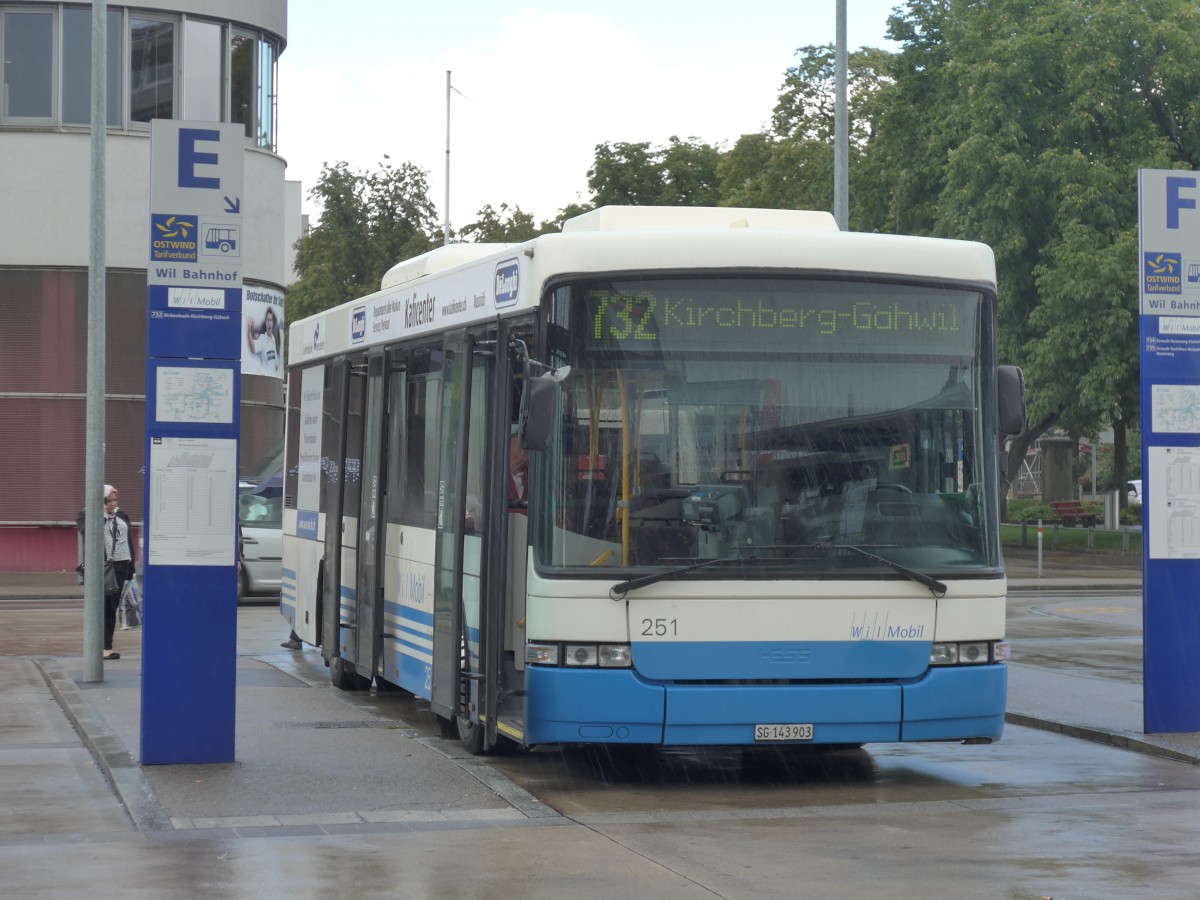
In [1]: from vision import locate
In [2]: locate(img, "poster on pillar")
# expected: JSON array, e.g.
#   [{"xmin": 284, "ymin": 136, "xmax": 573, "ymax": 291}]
[{"xmin": 242, "ymin": 286, "xmax": 285, "ymax": 378}]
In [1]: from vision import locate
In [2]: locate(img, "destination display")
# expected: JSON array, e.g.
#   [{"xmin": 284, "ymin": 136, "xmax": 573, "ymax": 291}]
[{"xmin": 581, "ymin": 279, "xmax": 980, "ymax": 355}]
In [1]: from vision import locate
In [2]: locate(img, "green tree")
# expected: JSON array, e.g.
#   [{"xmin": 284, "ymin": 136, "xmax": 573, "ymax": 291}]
[
  {"xmin": 287, "ymin": 158, "xmax": 438, "ymax": 321},
  {"xmin": 587, "ymin": 141, "xmax": 663, "ymax": 206},
  {"xmin": 720, "ymin": 44, "xmax": 888, "ymax": 217},
  {"xmin": 456, "ymin": 203, "xmax": 541, "ymax": 243},
  {"xmin": 586, "ymin": 137, "xmax": 723, "ymax": 208},
  {"xmin": 538, "ymin": 201, "xmax": 595, "ymax": 234},
  {"xmin": 858, "ymin": 0, "xmax": 1200, "ymax": 502},
  {"xmin": 719, "ymin": 131, "xmax": 833, "ymax": 210}
]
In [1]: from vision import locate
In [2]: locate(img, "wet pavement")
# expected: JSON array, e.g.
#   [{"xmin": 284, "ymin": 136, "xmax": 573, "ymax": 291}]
[{"xmin": 2, "ymin": 547, "xmax": 1199, "ymax": 898}]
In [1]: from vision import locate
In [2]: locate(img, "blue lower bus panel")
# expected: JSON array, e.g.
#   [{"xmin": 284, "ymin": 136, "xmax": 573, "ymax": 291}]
[
  {"xmin": 901, "ymin": 664, "xmax": 1007, "ymax": 741},
  {"xmin": 523, "ymin": 664, "xmax": 1007, "ymax": 747}
]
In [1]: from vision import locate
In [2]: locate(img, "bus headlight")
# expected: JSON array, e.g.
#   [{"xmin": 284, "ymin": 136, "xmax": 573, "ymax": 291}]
[
  {"xmin": 565, "ymin": 644, "xmax": 598, "ymax": 666},
  {"xmin": 526, "ymin": 642, "xmax": 633, "ymax": 667},
  {"xmin": 526, "ymin": 643, "xmax": 559, "ymax": 666},
  {"xmin": 930, "ymin": 641, "xmax": 1006, "ymax": 666},
  {"xmin": 930, "ymin": 642, "xmax": 958, "ymax": 666},
  {"xmin": 957, "ymin": 642, "xmax": 990, "ymax": 664},
  {"xmin": 598, "ymin": 644, "xmax": 632, "ymax": 667}
]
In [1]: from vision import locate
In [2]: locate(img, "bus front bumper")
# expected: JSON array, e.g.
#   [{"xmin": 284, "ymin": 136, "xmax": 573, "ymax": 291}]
[{"xmin": 523, "ymin": 664, "xmax": 1007, "ymax": 747}]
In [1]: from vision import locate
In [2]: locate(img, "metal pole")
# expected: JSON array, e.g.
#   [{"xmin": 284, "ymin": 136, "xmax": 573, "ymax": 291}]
[
  {"xmin": 833, "ymin": 0, "xmax": 849, "ymax": 230},
  {"xmin": 83, "ymin": 0, "xmax": 107, "ymax": 682},
  {"xmin": 444, "ymin": 70, "xmax": 451, "ymax": 245},
  {"xmin": 1091, "ymin": 437, "xmax": 1097, "ymax": 499}
]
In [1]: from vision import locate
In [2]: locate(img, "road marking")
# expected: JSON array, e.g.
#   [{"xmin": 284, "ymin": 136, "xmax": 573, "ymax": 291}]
[{"xmin": 1054, "ymin": 606, "xmax": 1135, "ymax": 614}]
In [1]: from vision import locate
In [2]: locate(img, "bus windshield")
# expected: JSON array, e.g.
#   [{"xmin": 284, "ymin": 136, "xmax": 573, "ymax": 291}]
[{"xmin": 536, "ymin": 275, "xmax": 1000, "ymax": 578}]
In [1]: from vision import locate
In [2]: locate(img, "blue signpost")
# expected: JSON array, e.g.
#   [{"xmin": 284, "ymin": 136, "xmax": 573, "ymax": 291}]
[
  {"xmin": 142, "ymin": 122, "xmax": 244, "ymax": 763},
  {"xmin": 1136, "ymin": 169, "xmax": 1200, "ymax": 734}
]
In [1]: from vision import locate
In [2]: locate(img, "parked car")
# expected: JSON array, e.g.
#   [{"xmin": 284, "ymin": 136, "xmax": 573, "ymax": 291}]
[
  {"xmin": 239, "ymin": 480, "xmax": 282, "ymax": 599},
  {"xmin": 1126, "ymin": 479, "xmax": 1142, "ymax": 507}
]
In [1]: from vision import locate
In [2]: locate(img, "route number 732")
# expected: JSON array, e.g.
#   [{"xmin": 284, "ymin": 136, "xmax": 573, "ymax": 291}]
[{"xmin": 593, "ymin": 292, "xmax": 658, "ymax": 341}]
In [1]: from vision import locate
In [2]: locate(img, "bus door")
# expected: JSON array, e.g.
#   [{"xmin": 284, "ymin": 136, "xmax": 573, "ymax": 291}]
[
  {"xmin": 352, "ymin": 348, "xmax": 389, "ymax": 680},
  {"xmin": 430, "ymin": 329, "xmax": 504, "ymax": 752},
  {"xmin": 380, "ymin": 346, "xmax": 440, "ymax": 694},
  {"xmin": 322, "ymin": 353, "xmax": 371, "ymax": 690}
]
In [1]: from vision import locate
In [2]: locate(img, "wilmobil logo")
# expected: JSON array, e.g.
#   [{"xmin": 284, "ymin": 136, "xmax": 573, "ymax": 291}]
[
  {"xmin": 495, "ymin": 260, "xmax": 520, "ymax": 307},
  {"xmin": 351, "ymin": 306, "xmax": 367, "ymax": 343}
]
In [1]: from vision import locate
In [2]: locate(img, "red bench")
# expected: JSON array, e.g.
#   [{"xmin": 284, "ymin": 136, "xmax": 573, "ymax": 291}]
[{"xmin": 1049, "ymin": 500, "xmax": 1097, "ymax": 528}]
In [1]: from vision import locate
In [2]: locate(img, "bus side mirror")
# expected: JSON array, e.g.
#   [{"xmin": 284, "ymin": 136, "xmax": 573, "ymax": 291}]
[
  {"xmin": 518, "ymin": 376, "xmax": 558, "ymax": 451},
  {"xmin": 997, "ymin": 365, "xmax": 1026, "ymax": 437}
]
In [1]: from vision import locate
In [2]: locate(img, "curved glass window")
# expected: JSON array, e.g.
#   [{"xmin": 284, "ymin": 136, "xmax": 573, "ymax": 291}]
[
  {"xmin": 62, "ymin": 7, "xmax": 122, "ymax": 126},
  {"xmin": 183, "ymin": 18, "xmax": 222, "ymax": 121},
  {"xmin": 0, "ymin": 5, "xmax": 279, "ymax": 150},
  {"xmin": 130, "ymin": 15, "xmax": 174, "ymax": 122},
  {"xmin": 231, "ymin": 30, "xmax": 276, "ymax": 148}
]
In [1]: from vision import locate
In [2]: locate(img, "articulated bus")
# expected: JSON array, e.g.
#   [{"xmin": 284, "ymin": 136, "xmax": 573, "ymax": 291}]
[{"xmin": 281, "ymin": 206, "xmax": 1025, "ymax": 754}]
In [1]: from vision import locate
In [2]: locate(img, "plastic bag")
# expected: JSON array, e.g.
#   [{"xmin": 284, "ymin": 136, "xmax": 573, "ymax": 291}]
[{"xmin": 119, "ymin": 574, "xmax": 142, "ymax": 629}]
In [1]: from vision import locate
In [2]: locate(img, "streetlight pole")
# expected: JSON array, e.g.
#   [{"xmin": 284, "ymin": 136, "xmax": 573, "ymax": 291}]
[
  {"xmin": 83, "ymin": 0, "xmax": 107, "ymax": 681},
  {"xmin": 834, "ymin": 0, "xmax": 849, "ymax": 230}
]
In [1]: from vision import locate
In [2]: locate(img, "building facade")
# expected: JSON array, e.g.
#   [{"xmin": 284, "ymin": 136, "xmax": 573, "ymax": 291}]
[{"xmin": 0, "ymin": 0, "xmax": 298, "ymax": 570}]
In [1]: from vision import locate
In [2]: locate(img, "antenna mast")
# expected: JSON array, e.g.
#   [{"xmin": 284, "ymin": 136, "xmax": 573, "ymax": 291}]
[{"xmin": 443, "ymin": 70, "xmax": 451, "ymax": 245}]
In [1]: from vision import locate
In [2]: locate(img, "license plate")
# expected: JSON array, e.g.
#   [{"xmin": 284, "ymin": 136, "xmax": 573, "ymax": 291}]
[{"xmin": 754, "ymin": 723, "xmax": 814, "ymax": 742}]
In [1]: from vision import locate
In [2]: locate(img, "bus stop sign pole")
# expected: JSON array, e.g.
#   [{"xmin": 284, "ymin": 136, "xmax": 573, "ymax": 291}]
[
  {"xmin": 142, "ymin": 121, "xmax": 244, "ymax": 763},
  {"xmin": 1136, "ymin": 168, "xmax": 1200, "ymax": 734}
]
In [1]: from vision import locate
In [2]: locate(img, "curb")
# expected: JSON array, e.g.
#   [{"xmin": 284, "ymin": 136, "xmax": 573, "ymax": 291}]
[
  {"xmin": 1005, "ymin": 711, "xmax": 1200, "ymax": 767},
  {"xmin": 1006, "ymin": 582, "xmax": 1142, "ymax": 593},
  {"xmin": 33, "ymin": 657, "xmax": 171, "ymax": 831}
]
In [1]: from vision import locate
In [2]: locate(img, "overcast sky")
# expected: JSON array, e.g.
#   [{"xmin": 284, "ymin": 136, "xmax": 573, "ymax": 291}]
[{"xmin": 277, "ymin": 1, "xmax": 903, "ymax": 229}]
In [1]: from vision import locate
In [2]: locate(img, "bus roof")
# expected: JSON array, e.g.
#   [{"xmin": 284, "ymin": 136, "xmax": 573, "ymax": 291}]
[
  {"xmin": 287, "ymin": 206, "xmax": 996, "ymax": 368},
  {"xmin": 561, "ymin": 206, "xmax": 839, "ymax": 233}
]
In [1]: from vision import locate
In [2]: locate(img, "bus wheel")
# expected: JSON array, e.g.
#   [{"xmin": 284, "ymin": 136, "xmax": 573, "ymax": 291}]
[
  {"xmin": 330, "ymin": 655, "xmax": 371, "ymax": 691},
  {"xmin": 457, "ymin": 715, "xmax": 488, "ymax": 755}
]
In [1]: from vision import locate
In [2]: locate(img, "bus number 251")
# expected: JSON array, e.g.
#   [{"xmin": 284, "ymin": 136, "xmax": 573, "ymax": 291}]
[{"xmin": 641, "ymin": 618, "xmax": 678, "ymax": 637}]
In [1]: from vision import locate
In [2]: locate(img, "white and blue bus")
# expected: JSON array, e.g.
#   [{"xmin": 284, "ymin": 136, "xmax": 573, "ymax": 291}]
[{"xmin": 281, "ymin": 206, "xmax": 1025, "ymax": 754}]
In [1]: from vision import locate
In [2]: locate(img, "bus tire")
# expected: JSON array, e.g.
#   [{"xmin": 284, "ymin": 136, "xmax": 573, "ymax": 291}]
[
  {"xmin": 457, "ymin": 715, "xmax": 488, "ymax": 755},
  {"xmin": 330, "ymin": 655, "xmax": 371, "ymax": 691}
]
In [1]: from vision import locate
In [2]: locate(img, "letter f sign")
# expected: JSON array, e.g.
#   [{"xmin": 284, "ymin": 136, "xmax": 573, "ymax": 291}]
[{"xmin": 1167, "ymin": 176, "xmax": 1197, "ymax": 229}]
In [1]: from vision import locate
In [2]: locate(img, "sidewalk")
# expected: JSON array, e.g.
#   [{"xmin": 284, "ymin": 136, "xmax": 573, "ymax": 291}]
[
  {"xmin": 0, "ymin": 569, "xmax": 85, "ymax": 600},
  {"xmin": 1, "ymin": 547, "xmax": 1196, "ymax": 848}
]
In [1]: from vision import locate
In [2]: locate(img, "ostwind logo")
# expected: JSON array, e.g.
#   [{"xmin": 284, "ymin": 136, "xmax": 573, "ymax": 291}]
[
  {"xmin": 1143, "ymin": 251, "xmax": 1182, "ymax": 294},
  {"xmin": 1147, "ymin": 253, "xmax": 1177, "ymax": 275},
  {"xmin": 155, "ymin": 217, "xmax": 193, "ymax": 239}
]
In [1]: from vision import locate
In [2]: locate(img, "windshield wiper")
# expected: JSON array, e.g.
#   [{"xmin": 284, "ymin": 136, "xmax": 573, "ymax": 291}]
[
  {"xmin": 806, "ymin": 542, "xmax": 946, "ymax": 598},
  {"xmin": 610, "ymin": 555, "xmax": 759, "ymax": 600}
]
